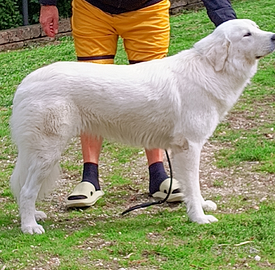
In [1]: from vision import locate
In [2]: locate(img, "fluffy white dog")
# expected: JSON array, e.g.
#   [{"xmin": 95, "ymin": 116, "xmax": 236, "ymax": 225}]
[{"xmin": 10, "ymin": 19, "xmax": 275, "ymax": 234}]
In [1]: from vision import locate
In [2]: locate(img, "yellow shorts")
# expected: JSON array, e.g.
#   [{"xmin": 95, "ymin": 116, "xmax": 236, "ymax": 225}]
[{"xmin": 71, "ymin": 0, "xmax": 170, "ymax": 64}]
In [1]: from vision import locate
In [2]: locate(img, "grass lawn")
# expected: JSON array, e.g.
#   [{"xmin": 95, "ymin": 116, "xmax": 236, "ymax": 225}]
[{"xmin": 0, "ymin": 0, "xmax": 275, "ymax": 269}]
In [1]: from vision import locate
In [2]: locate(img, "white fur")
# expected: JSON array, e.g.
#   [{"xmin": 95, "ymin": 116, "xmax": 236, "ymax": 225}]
[{"xmin": 10, "ymin": 19, "xmax": 275, "ymax": 234}]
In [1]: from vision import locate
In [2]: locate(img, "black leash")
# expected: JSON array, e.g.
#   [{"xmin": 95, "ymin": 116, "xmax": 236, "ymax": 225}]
[{"xmin": 121, "ymin": 149, "xmax": 173, "ymax": 215}]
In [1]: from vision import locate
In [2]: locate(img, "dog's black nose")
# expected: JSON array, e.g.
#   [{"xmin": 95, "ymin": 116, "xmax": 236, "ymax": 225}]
[{"xmin": 272, "ymin": 34, "xmax": 275, "ymax": 41}]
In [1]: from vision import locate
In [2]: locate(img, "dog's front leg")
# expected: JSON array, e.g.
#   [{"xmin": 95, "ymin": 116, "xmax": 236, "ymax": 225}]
[{"xmin": 173, "ymin": 142, "xmax": 218, "ymax": 224}]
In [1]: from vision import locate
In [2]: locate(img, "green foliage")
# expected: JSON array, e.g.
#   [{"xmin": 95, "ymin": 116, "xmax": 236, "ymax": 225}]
[
  {"xmin": 56, "ymin": 0, "xmax": 72, "ymax": 20},
  {"xmin": 0, "ymin": 0, "xmax": 22, "ymax": 30},
  {"xmin": 0, "ymin": 0, "xmax": 72, "ymax": 30},
  {"xmin": 25, "ymin": 0, "xmax": 42, "ymax": 25}
]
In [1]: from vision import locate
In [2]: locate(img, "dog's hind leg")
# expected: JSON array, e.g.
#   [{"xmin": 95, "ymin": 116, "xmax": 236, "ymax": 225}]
[
  {"xmin": 19, "ymin": 155, "xmax": 60, "ymax": 234},
  {"xmin": 11, "ymin": 149, "xmax": 59, "ymax": 230},
  {"xmin": 172, "ymin": 142, "xmax": 218, "ymax": 224}
]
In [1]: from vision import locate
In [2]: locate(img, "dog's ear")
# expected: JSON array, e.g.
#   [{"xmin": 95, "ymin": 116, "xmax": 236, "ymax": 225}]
[
  {"xmin": 194, "ymin": 35, "xmax": 230, "ymax": 72},
  {"xmin": 205, "ymin": 39, "xmax": 230, "ymax": 71}
]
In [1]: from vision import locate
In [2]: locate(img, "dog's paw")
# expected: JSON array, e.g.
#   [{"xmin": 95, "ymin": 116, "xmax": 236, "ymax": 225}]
[
  {"xmin": 202, "ymin": 200, "xmax": 217, "ymax": 212},
  {"xmin": 191, "ymin": 214, "xmax": 218, "ymax": 224},
  {"xmin": 35, "ymin": 210, "xmax": 47, "ymax": 221},
  {"xmin": 21, "ymin": 224, "xmax": 45, "ymax": 234}
]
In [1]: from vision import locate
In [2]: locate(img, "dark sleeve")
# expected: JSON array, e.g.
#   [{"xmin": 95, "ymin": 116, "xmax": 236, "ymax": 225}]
[
  {"xmin": 201, "ymin": 0, "xmax": 237, "ymax": 27},
  {"xmin": 40, "ymin": 0, "xmax": 57, "ymax": 5}
]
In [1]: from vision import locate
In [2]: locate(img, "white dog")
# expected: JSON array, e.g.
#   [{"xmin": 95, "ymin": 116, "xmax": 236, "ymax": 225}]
[{"xmin": 10, "ymin": 19, "xmax": 275, "ymax": 234}]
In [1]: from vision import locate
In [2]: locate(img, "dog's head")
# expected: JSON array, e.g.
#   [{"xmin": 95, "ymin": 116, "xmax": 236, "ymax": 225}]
[{"xmin": 194, "ymin": 19, "xmax": 275, "ymax": 72}]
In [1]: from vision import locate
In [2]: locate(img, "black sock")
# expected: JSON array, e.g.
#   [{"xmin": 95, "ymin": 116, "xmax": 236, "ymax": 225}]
[
  {"xmin": 149, "ymin": 162, "xmax": 168, "ymax": 194},
  {"xmin": 82, "ymin": 162, "xmax": 100, "ymax": 190}
]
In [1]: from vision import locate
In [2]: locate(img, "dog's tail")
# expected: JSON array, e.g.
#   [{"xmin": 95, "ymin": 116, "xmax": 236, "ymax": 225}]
[{"xmin": 10, "ymin": 150, "xmax": 61, "ymax": 202}]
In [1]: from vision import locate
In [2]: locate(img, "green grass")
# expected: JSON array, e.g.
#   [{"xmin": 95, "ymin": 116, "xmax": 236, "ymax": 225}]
[
  {"xmin": 1, "ymin": 0, "xmax": 275, "ymax": 269},
  {"xmin": 213, "ymin": 120, "xmax": 275, "ymax": 172},
  {"xmin": 1, "ymin": 204, "xmax": 275, "ymax": 269}
]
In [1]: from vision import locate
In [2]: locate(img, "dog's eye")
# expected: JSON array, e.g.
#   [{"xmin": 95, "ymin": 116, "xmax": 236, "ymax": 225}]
[{"xmin": 243, "ymin": 32, "xmax": 252, "ymax": 37}]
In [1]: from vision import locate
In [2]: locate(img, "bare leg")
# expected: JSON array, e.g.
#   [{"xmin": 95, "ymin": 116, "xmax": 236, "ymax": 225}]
[
  {"xmin": 145, "ymin": 148, "xmax": 164, "ymax": 166},
  {"xmin": 65, "ymin": 133, "xmax": 104, "ymax": 205},
  {"xmin": 81, "ymin": 133, "xmax": 102, "ymax": 164}
]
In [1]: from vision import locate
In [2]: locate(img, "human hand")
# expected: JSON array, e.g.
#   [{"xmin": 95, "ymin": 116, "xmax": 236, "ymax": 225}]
[{"xmin": 39, "ymin": 5, "xmax": 59, "ymax": 38}]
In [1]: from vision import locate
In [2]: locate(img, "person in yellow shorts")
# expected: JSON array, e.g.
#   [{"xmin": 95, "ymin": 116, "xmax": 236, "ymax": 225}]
[{"xmin": 39, "ymin": 0, "xmax": 237, "ymax": 208}]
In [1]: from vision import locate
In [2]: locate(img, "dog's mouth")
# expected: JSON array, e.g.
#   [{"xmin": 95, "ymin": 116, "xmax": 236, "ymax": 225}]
[{"xmin": 256, "ymin": 45, "xmax": 275, "ymax": 59}]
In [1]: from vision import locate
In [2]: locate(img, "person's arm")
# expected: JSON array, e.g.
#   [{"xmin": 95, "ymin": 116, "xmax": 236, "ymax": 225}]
[
  {"xmin": 39, "ymin": 0, "xmax": 59, "ymax": 38},
  {"xmin": 201, "ymin": 0, "xmax": 237, "ymax": 27}
]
